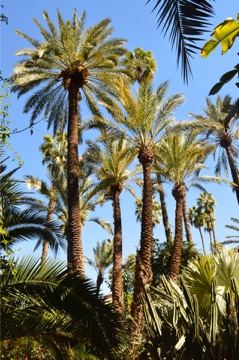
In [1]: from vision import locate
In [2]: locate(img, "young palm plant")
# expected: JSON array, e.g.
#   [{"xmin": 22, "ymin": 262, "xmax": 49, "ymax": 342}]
[{"xmin": 10, "ymin": 9, "xmax": 128, "ymax": 275}]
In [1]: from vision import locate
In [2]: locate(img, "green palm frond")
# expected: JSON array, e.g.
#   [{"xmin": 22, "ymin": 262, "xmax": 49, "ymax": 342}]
[
  {"xmin": 146, "ymin": 0, "xmax": 215, "ymax": 83},
  {"xmin": 1, "ymin": 255, "xmax": 127, "ymax": 359}
]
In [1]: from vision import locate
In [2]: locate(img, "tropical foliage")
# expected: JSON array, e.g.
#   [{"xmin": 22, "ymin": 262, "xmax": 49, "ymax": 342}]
[
  {"xmin": 1, "ymin": 256, "xmax": 127, "ymax": 359},
  {"xmin": 143, "ymin": 248, "xmax": 239, "ymax": 359}
]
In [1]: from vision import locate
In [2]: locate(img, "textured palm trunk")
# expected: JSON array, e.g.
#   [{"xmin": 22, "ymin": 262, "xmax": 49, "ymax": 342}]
[
  {"xmin": 225, "ymin": 145, "xmax": 239, "ymax": 205},
  {"xmin": 157, "ymin": 172, "xmax": 173, "ymax": 244},
  {"xmin": 41, "ymin": 198, "xmax": 55, "ymax": 265},
  {"xmin": 131, "ymin": 146, "xmax": 153, "ymax": 349},
  {"xmin": 96, "ymin": 270, "xmax": 103, "ymax": 297},
  {"xmin": 169, "ymin": 184, "xmax": 186, "ymax": 280},
  {"xmin": 112, "ymin": 184, "xmax": 123, "ymax": 313},
  {"xmin": 67, "ymin": 82, "xmax": 84, "ymax": 275},
  {"xmin": 198, "ymin": 227, "xmax": 206, "ymax": 256},
  {"xmin": 183, "ymin": 196, "xmax": 193, "ymax": 244}
]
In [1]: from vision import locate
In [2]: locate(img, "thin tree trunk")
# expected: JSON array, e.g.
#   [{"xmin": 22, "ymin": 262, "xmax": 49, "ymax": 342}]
[
  {"xmin": 112, "ymin": 184, "xmax": 123, "ymax": 313},
  {"xmin": 41, "ymin": 198, "xmax": 55, "ymax": 265},
  {"xmin": 169, "ymin": 185, "xmax": 186, "ymax": 280},
  {"xmin": 131, "ymin": 146, "xmax": 153, "ymax": 353},
  {"xmin": 183, "ymin": 196, "xmax": 193, "ymax": 244},
  {"xmin": 198, "ymin": 227, "xmax": 206, "ymax": 256},
  {"xmin": 157, "ymin": 172, "xmax": 173, "ymax": 244},
  {"xmin": 67, "ymin": 82, "xmax": 84, "ymax": 275},
  {"xmin": 226, "ymin": 145, "xmax": 239, "ymax": 205}
]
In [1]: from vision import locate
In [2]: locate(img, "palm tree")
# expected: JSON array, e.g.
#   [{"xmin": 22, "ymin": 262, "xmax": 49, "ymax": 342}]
[
  {"xmin": 85, "ymin": 135, "xmax": 137, "ymax": 312},
  {"xmin": 146, "ymin": 0, "xmax": 215, "ymax": 83},
  {"xmin": 197, "ymin": 192, "xmax": 217, "ymax": 251},
  {"xmin": 121, "ymin": 47, "xmax": 157, "ymax": 85},
  {"xmin": 1, "ymin": 255, "xmax": 128, "ymax": 360},
  {"xmin": 135, "ymin": 195, "xmax": 161, "ymax": 228},
  {"xmin": 85, "ymin": 239, "xmax": 113, "ymax": 296},
  {"xmin": 155, "ymin": 131, "xmax": 213, "ymax": 279},
  {"xmin": 189, "ymin": 95, "xmax": 239, "ymax": 205},
  {"xmin": 87, "ymin": 78, "xmax": 184, "ymax": 341},
  {"xmin": 188, "ymin": 206, "xmax": 207, "ymax": 255},
  {"xmin": 10, "ymin": 9, "xmax": 128, "ymax": 275}
]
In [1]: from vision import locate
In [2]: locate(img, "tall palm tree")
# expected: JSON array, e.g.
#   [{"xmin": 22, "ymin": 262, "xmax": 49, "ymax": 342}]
[
  {"xmin": 85, "ymin": 239, "xmax": 113, "ymax": 296},
  {"xmin": 189, "ymin": 95, "xmax": 239, "ymax": 205},
  {"xmin": 10, "ymin": 9, "xmax": 128, "ymax": 275},
  {"xmin": 155, "ymin": 131, "xmax": 213, "ymax": 279},
  {"xmin": 146, "ymin": 0, "xmax": 215, "ymax": 83},
  {"xmin": 85, "ymin": 135, "xmax": 137, "ymax": 312},
  {"xmin": 87, "ymin": 78, "xmax": 184, "ymax": 339}
]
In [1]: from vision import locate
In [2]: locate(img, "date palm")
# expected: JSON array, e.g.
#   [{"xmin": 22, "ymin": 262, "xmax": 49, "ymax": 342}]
[
  {"xmin": 188, "ymin": 206, "xmax": 207, "ymax": 255},
  {"xmin": 87, "ymin": 78, "xmax": 184, "ymax": 340},
  {"xmin": 155, "ymin": 132, "xmax": 213, "ymax": 279},
  {"xmin": 85, "ymin": 239, "xmax": 113, "ymax": 296},
  {"xmin": 223, "ymin": 217, "xmax": 239, "ymax": 246},
  {"xmin": 189, "ymin": 95, "xmax": 239, "ymax": 205},
  {"xmin": 85, "ymin": 135, "xmax": 137, "ymax": 312},
  {"xmin": 197, "ymin": 192, "xmax": 217, "ymax": 251},
  {"xmin": 10, "ymin": 9, "xmax": 128, "ymax": 275}
]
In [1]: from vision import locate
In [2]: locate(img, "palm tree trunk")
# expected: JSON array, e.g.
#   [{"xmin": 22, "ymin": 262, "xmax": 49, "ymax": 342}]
[
  {"xmin": 41, "ymin": 198, "xmax": 55, "ymax": 264},
  {"xmin": 198, "ymin": 227, "xmax": 206, "ymax": 256},
  {"xmin": 183, "ymin": 196, "xmax": 193, "ymax": 244},
  {"xmin": 169, "ymin": 184, "xmax": 186, "ymax": 280},
  {"xmin": 96, "ymin": 271, "xmax": 103, "ymax": 297},
  {"xmin": 112, "ymin": 184, "xmax": 123, "ymax": 313},
  {"xmin": 226, "ymin": 145, "xmax": 239, "ymax": 205},
  {"xmin": 131, "ymin": 146, "xmax": 153, "ymax": 348},
  {"xmin": 157, "ymin": 172, "xmax": 173, "ymax": 244},
  {"xmin": 67, "ymin": 82, "xmax": 84, "ymax": 275}
]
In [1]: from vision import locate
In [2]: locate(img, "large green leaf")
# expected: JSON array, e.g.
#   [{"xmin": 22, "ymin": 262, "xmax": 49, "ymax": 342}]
[{"xmin": 201, "ymin": 15, "xmax": 239, "ymax": 58}]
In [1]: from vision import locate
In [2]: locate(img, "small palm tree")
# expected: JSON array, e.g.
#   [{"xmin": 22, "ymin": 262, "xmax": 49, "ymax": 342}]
[
  {"xmin": 188, "ymin": 206, "xmax": 207, "ymax": 255},
  {"xmin": 10, "ymin": 9, "xmax": 128, "ymax": 275},
  {"xmin": 197, "ymin": 192, "xmax": 217, "ymax": 251},
  {"xmin": 85, "ymin": 239, "xmax": 113, "ymax": 296}
]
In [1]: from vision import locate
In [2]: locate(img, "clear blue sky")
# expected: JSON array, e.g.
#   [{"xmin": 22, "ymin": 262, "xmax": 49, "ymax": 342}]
[{"xmin": 1, "ymin": 0, "xmax": 239, "ymax": 293}]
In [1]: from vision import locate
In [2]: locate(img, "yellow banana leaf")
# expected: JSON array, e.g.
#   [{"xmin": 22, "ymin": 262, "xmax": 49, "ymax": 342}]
[{"xmin": 201, "ymin": 14, "xmax": 239, "ymax": 58}]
